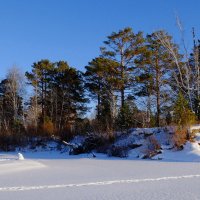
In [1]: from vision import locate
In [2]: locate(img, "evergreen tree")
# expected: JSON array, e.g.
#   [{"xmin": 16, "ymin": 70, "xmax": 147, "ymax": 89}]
[
  {"xmin": 26, "ymin": 60, "xmax": 88, "ymax": 137},
  {"xmin": 136, "ymin": 30, "xmax": 179, "ymax": 127},
  {"xmin": 116, "ymin": 95, "xmax": 139, "ymax": 131},
  {"xmin": 26, "ymin": 59, "xmax": 54, "ymax": 125},
  {"xmin": 173, "ymin": 92, "xmax": 196, "ymax": 128},
  {"xmin": 101, "ymin": 27, "xmax": 145, "ymax": 108},
  {"xmin": 134, "ymin": 67, "xmax": 154, "ymax": 127},
  {"xmin": 189, "ymin": 34, "xmax": 200, "ymax": 119},
  {"xmin": 85, "ymin": 57, "xmax": 119, "ymax": 130},
  {"xmin": 52, "ymin": 61, "xmax": 88, "ymax": 134}
]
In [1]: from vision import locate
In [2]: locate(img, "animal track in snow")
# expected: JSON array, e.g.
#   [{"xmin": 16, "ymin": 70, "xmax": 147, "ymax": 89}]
[{"xmin": 1, "ymin": 174, "xmax": 200, "ymax": 192}]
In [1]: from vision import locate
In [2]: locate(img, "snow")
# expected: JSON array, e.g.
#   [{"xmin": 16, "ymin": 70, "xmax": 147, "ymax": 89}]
[
  {"xmin": 1, "ymin": 127, "xmax": 200, "ymax": 199},
  {"xmin": 1, "ymin": 174, "xmax": 200, "ymax": 192},
  {"xmin": 189, "ymin": 124, "xmax": 200, "ymax": 132},
  {"xmin": 1, "ymin": 154, "xmax": 200, "ymax": 199},
  {"xmin": 18, "ymin": 153, "xmax": 24, "ymax": 160},
  {"xmin": 0, "ymin": 159, "xmax": 45, "ymax": 175},
  {"xmin": 112, "ymin": 127, "xmax": 200, "ymax": 162},
  {"xmin": 153, "ymin": 141, "xmax": 200, "ymax": 162}
]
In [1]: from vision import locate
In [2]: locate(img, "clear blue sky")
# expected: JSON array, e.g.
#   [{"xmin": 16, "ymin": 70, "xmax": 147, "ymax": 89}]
[{"xmin": 0, "ymin": 0, "xmax": 199, "ymax": 78}]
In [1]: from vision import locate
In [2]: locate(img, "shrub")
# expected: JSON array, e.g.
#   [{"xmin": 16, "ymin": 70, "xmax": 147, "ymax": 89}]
[
  {"xmin": 0, "ymin": 131, "xmax": 27, "ymax": 151},
  {"xmin": 83, "ymin": 134, "xmax": 109, "ymax": 152},
  {"xmin": 173, "ymin": 128, "xmax": 187, "ymax": 150},
  {"xmin": 69, "ymin": 145, "xmax": 85, "ymax": 155},
  {"xmin": 107, "ymin": 145, "xmax": 129, "ymax": 158},
  {"xmin": 96, "ymin": 143, "xmax": 111, "ymax": 154},
  {"xmin": 42, "ymin": 119, "xmax": 54, "ymax": 136},
  {"xmin": 173, "ymin": 92, "xmax": 196, "ymax": 128},
  {"xmin": 143, "ymin": 136, "xmax": 161, "ymax": 158},
  {"xmin": 171, "ymin": 93, "xmax": 196, "ymax": 146},
  {"xmin": 188, "ymin": 128, "xmax": 200, "ymax": 142}
]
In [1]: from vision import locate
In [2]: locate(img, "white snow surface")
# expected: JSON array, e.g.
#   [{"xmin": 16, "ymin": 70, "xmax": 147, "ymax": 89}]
[
  {"xmin": 1, "ymin": 152, "xmax": 200, "ymax": 200},
  {"xmin": 1, "ymin": 127, "xmax": 200, "ymax": 199},
  {"xmin": 18, "ymin": 153, "xmax": 24, "ymax": 160},
  {"xmin": 152, "ymin": 141, "xmax": 200, "ymax": 161}
]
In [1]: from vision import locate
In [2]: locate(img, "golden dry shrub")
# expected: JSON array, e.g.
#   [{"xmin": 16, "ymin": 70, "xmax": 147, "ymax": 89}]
[
  {"xmin": 42, "ymin": 120, "xmax": 54, "ymax": 136},
  {"xmin": 173, "ymin": 128, "xmax": 187, "ymax": 150}
]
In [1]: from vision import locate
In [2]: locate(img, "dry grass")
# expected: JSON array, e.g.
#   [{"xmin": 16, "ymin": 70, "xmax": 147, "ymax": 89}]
[
  {"xmin": 173, "ymin": 128, "xmax": 187, "ymax": 150},
  {"xmin": 42, "ymin": 120, "xmax": 54, "ymax": 136}
]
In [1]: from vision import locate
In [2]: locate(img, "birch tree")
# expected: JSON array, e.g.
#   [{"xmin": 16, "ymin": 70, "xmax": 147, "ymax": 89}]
[
  {"xmin": 6, "ymin": 67, "xmax": 24, "ymax": 122},
  {"xmin": 0, "ymin": 67, "xmax": 24, "ymax": 134},
  {"xmin": 154, "ymin": 20, "xmax": 200, "ymax": 121}
]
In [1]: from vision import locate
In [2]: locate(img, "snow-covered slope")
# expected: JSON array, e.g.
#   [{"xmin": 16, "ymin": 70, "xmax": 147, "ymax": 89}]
[
  {"xmin": 113, "ymin": 127, "xmax": 200, "ymax": 162},
  {"xmin": 153, "ymin": 142, "xmax": 200, "ymax": 162},
  {"xmin": 2, "ymin": 126, "xmax": 200, "ymax": 162}
]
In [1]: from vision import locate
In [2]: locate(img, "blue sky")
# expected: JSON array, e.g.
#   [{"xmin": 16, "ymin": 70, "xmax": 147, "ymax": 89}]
[{"xmin": 0, "ymin": 0, "xmax": 199, "ymax": 79}]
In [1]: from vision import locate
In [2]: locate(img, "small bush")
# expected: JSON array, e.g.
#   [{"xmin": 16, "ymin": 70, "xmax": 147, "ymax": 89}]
[
  {"xmin": 173, "ymin": 92, "xmax": 196, "ymax": 127},
  {"xmin": 59, "ymin": 127, "xmax": 74, "ymax": 142},
  {"xmin": 0, "ymin": 132, "xmax": 26, "ymax": 151},
  {"xmin": 143, "ymin": 136, "xmax": 161, "ymax": 158},
  {"xmin": 84, "ymin": 135, "xmax": 106, "ymax": 152},
  {"xmin": 189, "ymin": 128, "xmax": 200, "ymax": 141},
  {"xmin": 42, "ymin": 120, "xmax": 54, "ymax": 136},
  {"xmin": 173, "ymin": 128, "xmax": 187, "ymax": 150},
  {"xmin": 69, "ymin": 145, "xmax": 85, "ymax": 155},
  {"xmin": 96, "ymin": 143, "xmax": 111, "ymax": 154},
  {"xmin": 107, "ymin": 145, "xmax": 128, "ymax": 158}
]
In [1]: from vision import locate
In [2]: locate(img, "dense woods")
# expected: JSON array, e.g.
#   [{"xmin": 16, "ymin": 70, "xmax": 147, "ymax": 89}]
[{"xmin": 0, "ymin": 27, "xmax": 199, "ymax": 150}]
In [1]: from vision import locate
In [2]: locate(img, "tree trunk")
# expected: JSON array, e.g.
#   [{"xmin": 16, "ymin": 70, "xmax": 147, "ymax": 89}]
[
  {"xmin": 97, "ymin": 94, "xmax": 100, "ymax": 120},
  {"xmin": 121, "ymin": 88, "xmax": 125, "ymax": 108},
  {"xmin": 156, "ymin": 89, "xmax": 160, "ymax": 127},
  {"xmin": 155, "ymin": 53, "xmax": 160, "ymax": 127}
]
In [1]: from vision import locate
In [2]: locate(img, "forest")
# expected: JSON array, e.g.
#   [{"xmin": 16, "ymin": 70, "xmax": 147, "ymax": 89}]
[{"xmin": 0, "ymin": 25, "xmax": 199, "ymax": 152}]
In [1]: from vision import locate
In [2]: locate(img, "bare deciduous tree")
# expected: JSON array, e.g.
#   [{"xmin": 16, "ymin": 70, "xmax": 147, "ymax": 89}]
[
  {"xmin": 6, "ymin": 66, "xmax": 25, "ymax": 122},
  {"xmin": 154, "ymin": 18, "xmax": 199, "ymax": 114}
]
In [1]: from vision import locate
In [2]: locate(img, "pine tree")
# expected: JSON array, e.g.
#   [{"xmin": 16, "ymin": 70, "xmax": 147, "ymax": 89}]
[
  {"xmin": 26, "ymin": 60, "xmax": 88, "ymax": 137},
  {"xmin": 116, "ymin": 95, "xmax": 139, "ymax": 131},
  {"xmin": 85, "ymin": 57, "xmax": 119, "ymax": 130},
  {"xmin": 136, "ymin": 30, "xmax": 179, "ymax": 127},
  {"xmin": 26, "ymin": 59, "xmax": 54, "ymax": 125},
  {"xmin": 52, "ymin": 61, "xmax": 88, "ymax": 134},
  {"xmin": 173, "ymin": 92, "xmax": 196, "ymax": 145},
  {"xmin": 101, "ymin": 27, "xmax": 145, "ymax": 108},
  {"xmin": 173, "ymin": 92, "xmax": 196, "ymax": 128},
  {"xmin": 189, "ymin": 32, "xmax": 200, "ymax": 119}
]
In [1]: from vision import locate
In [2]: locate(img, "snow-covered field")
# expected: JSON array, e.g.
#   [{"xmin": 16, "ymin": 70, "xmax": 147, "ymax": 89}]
[
  {"xmin": 1, "ymin": 151, "xmax": 200, "ymax": 200},
  {"xmin": 1, "ymin": 127, "xmax": 200, "ymax": 199}
]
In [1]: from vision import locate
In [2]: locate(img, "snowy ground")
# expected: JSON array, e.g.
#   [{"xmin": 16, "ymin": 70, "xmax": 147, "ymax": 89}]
[
  {"xmin": 1, "ymin": 152, "xmax": 200, "ymax": 200},
  {"xmin": 1, "ymin": 127, "xmax": 200, "ymax": 199}
]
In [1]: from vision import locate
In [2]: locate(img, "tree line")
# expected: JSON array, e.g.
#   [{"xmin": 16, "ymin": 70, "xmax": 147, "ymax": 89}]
[{"xmin": 0, "ymin": 26, "xmax": 199, "ymax": 150}]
